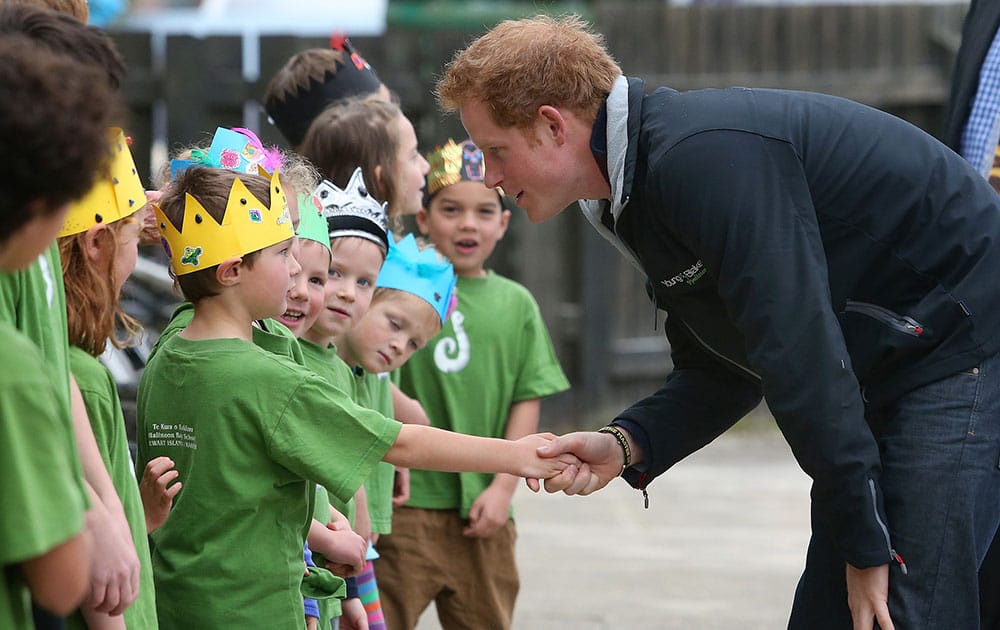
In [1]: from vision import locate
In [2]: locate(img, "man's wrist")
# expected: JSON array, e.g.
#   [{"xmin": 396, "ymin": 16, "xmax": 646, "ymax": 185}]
[{"xmin": 597, "ymin": 425, "xmax": 632, "ymax": 474}]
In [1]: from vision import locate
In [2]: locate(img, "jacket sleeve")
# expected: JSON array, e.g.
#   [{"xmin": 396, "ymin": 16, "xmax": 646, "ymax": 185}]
[
  {"xmin": 616, "ymin": 312, "xmax": 763, "ymax": 486},
  {"xmin": 647, "ymin": 128, "xmax": 893, "ymax": 569}
]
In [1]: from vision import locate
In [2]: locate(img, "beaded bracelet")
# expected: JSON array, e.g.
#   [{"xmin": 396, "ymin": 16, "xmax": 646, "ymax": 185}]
[{"xmin": 597, "ymin": 425, "xmax": 631, "ymax": 475}]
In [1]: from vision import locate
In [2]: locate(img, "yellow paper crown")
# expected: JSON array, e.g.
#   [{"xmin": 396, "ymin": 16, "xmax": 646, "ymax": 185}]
[
  {"xmin": 154, "ymin": 169, "xmax": 293, "ymax": 275},
  {"xmin": 59, "ymin": 128, "xmax": 146, "ymax": 237}
]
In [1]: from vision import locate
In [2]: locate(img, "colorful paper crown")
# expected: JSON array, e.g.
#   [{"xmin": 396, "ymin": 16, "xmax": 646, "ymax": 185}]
[
  {"xmin": 267, "ymin": 37, "xmax": 383, "ymax": 147},
  {"xmin": 314, "ymin": 168, "xmax": 389, "ymax": 251},
  {"xmin": 154, "ymin": 169, "xmax": 293, "ymax": 275},
  {"xmin": 377, "ymin": 232, "xmax": 457, "ymax": 324},
  {"xmin": 296, "ymin": 191, "xmax": 331, "ymax": 251},
  {"xmin": 425, "ymin": 139, "xmax": 487, "ymax": 199},
  {"xmin": 170, "ymin": 127, "xmax": 283, "ymax": 180},
  {"xmin": 60, "ymin": 128, "xmax": 146, "ymax": 237}
]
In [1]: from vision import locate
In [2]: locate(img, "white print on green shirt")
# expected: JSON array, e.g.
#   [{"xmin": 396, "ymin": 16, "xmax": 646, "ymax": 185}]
[
  {"xmin": 433, "ymin": 310, "xmax": 470, "ymax": 373},
  {"xmin": 147, "ymin": 422, "xmax": 197, "ymax": 450}
]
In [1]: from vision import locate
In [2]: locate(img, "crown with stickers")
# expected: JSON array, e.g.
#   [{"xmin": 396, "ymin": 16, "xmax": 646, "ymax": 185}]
[
  {"xmin": 424, "ymin": 138, "xmax": 488, "ymax": 201},
  {"xmin": 314, "ymin": 167, "xmax": 389, "ymax": 252},
  {"xmin": 59, "ymin": 128, "xmax": 146, "ymax": 237},
  {"xmin": 377, "ymin": 232, "xmax": 457, "ymax": 324},
  {"xmin": 154, "ymin": 168, "xmax": 293, "ymax": 275},
  {"xmin": 169, "ymin": 127, "xmax": 283, "ymax": 180}
]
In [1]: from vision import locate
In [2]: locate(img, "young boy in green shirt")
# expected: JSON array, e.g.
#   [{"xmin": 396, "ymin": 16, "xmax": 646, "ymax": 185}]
[
  {"xmin": 337, "ymin": 231, "xmax": 458, "ymax": 630},
  {"xmin": 140, "ymin": 166, "xmax": 572, "ymax": 629},
  {"xmin": 0, "ymin": 37, "xmax": 117, "ymax": 627},
  {"xmin": 378, "ymin": 139, "xmax": 571, "ymax": 630}
]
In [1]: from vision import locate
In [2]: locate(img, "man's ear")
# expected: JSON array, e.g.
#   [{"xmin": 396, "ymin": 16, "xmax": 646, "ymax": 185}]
[
  {"xmin": 537, "ymin": 105, "xmax": 567, "ymax": 145},
  {"xmin": 215, "ymin": 257, "xmax": 244, "ymax": 287},
  {"xmin": 415, "ymin": 207, "xmax": 430, "ymax": 235}
]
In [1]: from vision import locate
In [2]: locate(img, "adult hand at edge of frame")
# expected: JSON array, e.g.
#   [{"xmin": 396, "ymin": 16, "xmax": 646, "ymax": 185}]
[
  {"xmin": 536, "ymin": 431, "xmax": 623, "ymax": 495},
  {"xmin": 846, "ymin": 563, "xmax": 894, "ymax": 630}
]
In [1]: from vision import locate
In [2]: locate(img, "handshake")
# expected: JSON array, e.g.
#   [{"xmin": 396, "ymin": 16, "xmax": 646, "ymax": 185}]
[{"xmin": 514, "ymin": 427, "xmax": 641, "ymax": 496}]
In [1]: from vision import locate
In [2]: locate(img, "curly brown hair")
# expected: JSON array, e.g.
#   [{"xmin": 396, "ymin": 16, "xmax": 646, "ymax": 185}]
[
  {"xmin": 436, "ymin": 14, "xmax": 620, "ymax": 128},
  {"xmin": 156, "ymin": 167, "xmax": 271, "ymax": 302},
  {"xmin": 59, "ymin": 218, "xmax": 143, "ymax": 356},
  {"xmin": 0, "ymin": 35, "xmax": 118, "ymax": 243}
]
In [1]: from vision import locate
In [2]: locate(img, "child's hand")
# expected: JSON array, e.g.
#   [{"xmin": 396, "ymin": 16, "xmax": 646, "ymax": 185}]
[
  {"xmin": 340, "ymin": 597, "xmax": 369, "ymax": 630},
  {"xmin": 514, "ymin": 433, "xmax": 583, "ymax": 492},
  {"xmin": 320, "ymin": 523, "xmax": 366, "ymax": 577},
  {"xmin": 139, "ymin": 456, "xmax": 181, "ymax": 533},
  {"xmin": 392, "ymin": 466, "xmax": 410, "ymax": 506},
  {"xmin": 463, "ymin": 484, "xmax": 512, "ymax": 538}
]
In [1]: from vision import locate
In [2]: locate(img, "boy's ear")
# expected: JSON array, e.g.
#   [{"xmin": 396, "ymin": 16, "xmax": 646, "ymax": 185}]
[
  {"xmin": 374, "ymin": 164, "xmax": 384, "ymax": 193},
  {"xmin": 415, "ymin": 207, "xmax": 430, "ymax": 235},
  {"xmin": 497, "ymin": 208, "xmax": 511, "ymax": 238},
  {"xmin": 215, "ymin": 257, "xmax": 244, "ymax": 287}
]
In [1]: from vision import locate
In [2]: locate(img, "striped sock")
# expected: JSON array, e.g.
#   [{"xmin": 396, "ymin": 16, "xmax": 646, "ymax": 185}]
[{"xmin": 357, "ymin": 561, "xmax": 386, "ymax": 630}]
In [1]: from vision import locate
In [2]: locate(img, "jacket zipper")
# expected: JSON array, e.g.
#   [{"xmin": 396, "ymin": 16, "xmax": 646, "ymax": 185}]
[
  {"xmin": 844, "ymin": 300, "xmax": 927, "ymax": 338},
  {"xmin": 868, "ymin": 479, "xmax": 908, "ymax": 575}
]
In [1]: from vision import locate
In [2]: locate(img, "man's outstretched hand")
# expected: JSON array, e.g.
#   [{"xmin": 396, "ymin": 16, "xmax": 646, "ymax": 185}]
[{"xmin": 535, "ymin": 430, "xmax": 632, "ymax": 495}]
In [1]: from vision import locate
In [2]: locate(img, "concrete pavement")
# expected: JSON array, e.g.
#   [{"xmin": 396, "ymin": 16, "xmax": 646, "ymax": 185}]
[{"xmin": 413, "ymin": 418, "xmax": 813, "ymax": 629}]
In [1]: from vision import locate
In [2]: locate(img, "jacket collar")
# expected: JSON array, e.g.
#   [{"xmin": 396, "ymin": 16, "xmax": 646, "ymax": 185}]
[{"xmin": 579, "ymin": 75, "xmax": 646, "ymax": 270}]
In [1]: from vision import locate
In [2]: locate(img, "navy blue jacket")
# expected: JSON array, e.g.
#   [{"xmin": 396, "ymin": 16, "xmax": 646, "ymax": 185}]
[{"xmin": 593, "ymin": 77, "xmax": 1000, "ymax": 568}]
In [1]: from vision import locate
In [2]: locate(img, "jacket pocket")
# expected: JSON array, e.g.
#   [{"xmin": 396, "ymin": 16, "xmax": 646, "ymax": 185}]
[{"xmin": 843, "ymin": 300, "xmax": 930, "ymax": 338}]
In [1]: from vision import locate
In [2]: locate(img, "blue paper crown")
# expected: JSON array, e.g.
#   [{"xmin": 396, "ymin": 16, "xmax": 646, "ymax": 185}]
[{"xmin": 376, "ymin": 232, "xmax": 457, "ymax": 324}]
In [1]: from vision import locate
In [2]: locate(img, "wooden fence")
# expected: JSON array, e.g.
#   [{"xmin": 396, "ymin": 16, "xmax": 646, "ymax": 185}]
[{"xmin": 110, "ymin": 1, "xmax": 970, "ymax": 425}]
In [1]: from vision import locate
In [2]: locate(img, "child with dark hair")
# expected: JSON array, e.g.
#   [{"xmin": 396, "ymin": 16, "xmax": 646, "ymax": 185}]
[
  {"xmin": 0, "ymin": 35, "xmax": 117, "ymax": 628},
  {"xmin": 264, "ymin": 37, "xmax": 390, "ymax": 150}
]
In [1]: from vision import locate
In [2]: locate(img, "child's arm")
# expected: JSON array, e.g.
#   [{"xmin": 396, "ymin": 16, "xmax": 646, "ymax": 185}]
[
  {"xmin": 139, "ymin": 456, "xmax": 182, "ymax": 533},
  {"xmin": 307, "ymin": 518, "xmax": 366, "ymax": 577},
  {"xmin": 390, "ymin": 382, "xmax": 430, "ymax": 425},
  {"xmin": 353, "ymin": 485, "xmax": 371, "ymax": 545},
  {"xmin": 20, "ymin": 528, "xmax": 90, "ymax": 616},
  {"xmin": 383, "ymin": 424, "xmax": 574, "ymax": 488},
  {"xmin": 340, "ymin": 596, "xmax": 370, "ymax": 630},
  {"xmin": 463, "ymin": 399, "xmax": 540, "ymax": 538},
  {"xmin": 70, "ymin": 376, "xmax": 140, "ymax": 615}
]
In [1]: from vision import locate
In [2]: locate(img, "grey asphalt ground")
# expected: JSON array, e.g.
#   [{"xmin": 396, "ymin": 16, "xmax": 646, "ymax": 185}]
[{"xmin": 414, "ymin": 417, "xmax": 813, "ymax": 629}]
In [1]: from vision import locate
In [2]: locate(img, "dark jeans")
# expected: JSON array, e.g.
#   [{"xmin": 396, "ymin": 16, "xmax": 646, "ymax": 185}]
[{"xmin": 788, "ymin": 353, "xmax": 1000, "ymax": 629}]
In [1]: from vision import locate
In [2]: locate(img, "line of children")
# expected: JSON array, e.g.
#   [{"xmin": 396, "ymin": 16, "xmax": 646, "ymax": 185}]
[
  {"xmin": 377, "ymin": 139, "xmax": 570, "ymax": 630},
  {"xmin": 138, "ymin": 163, "xmax": 573, "ymax": 629}
]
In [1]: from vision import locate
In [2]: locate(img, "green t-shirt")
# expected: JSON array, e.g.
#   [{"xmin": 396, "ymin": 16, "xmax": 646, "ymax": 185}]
[
  {"xmin": 299, "ymin": 339, "xmax": 357, "ymax": 525},
  {"xmin": 67, "ymin": 347, "xmax": 158, "ymax": 629},
  {"xmin": 0, "ymin": 245, "xmax": 71, "ymax": 416},
  {"xmin": 354, "ymin": 370, "xmax": 396, "ymax": 534},
  {"xmin": 137, "ymin": 334, "xmax": 400, "ymax": 629},
  {"xmin": 152, "ymin": 301, "xmax": 305, "ymax": 366},
  {"xmin": 398, "ymin": 271, "xmax": 569, "ymax": 517},
  {"xmin": 0, "ymin": 322, "xmax": 87, "ymax": 629}
]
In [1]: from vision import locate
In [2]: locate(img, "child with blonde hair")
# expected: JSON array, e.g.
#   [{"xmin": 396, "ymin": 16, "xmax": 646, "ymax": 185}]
[
  {"xmin": 377, "ymin": 139, "xmax": 569, "ymax": 630},
  {"xmin": 139, "ymin": 166, "xmax": 572, "ymax": 629}
]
